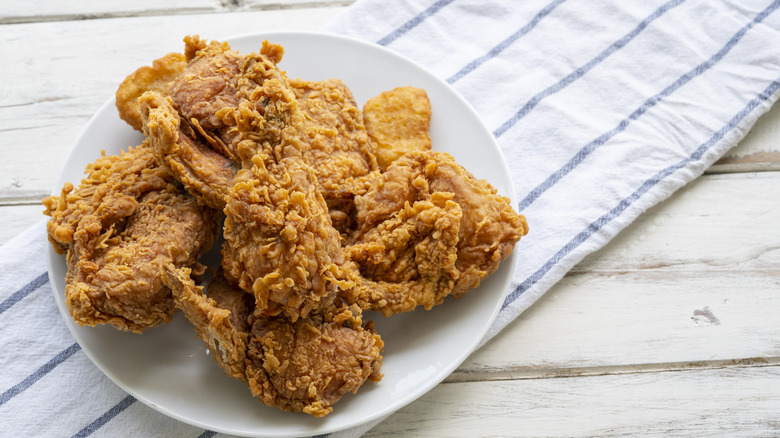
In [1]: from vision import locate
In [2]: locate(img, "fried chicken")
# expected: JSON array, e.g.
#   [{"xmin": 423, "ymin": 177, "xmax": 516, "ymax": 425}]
[
  {"xmin": 115, "ymin": 52, "xmax": 188, "ymax": 132},
  {"xmin": 363, "ymin": 86, "xmax": 432, "ymax": 170},
  {"xmin": 51, "ymin": 34, "xmax": 530, "ymax": 418},
  {"xmin": 43, "ymin": 142, "xmax": 220, "ymax": 332},
  {"xmin": 291, "ymin": 78, "xmax": 379, "ymax": 234},
  {"xmin": 343, "ymin": 151, "xmax": 528, "ymax": 316},
  {"xmin": 220, "ymin": 77, "xmax": 350, "ymax": 321},
  {"xmin": 141, "ymin": 91, "xmax": 238, "ymax": 210},
  {"xmin": 163, "ymin": 266, "xmax": 383, "ymax": 418},
  {"xmin": 169, "ymin": 35, "xmax": 288, "ymax": 166},
  {"xmin": 165, "ymin": 266, "xmax": 252, "ymax": 381}
]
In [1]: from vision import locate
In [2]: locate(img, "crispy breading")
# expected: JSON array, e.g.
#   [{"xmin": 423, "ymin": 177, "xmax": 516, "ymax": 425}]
[
  {"xmin": 363, "ymin": 86, "xmax": 432, "ymax": 170},
  {"xmin": 291, "ymin": 78, "xmax": 379, "ymax": 199},
  {"xmin": 43, "ymin": 142, "xmax": 220, "ymax": 332},
  {"xmin": 291, "ymin": 78, "xmax": 380, "ymax": 235},
  {"xmin": 343, "ymin": 151, "xmax": 528, "ymax": 316},
  {"xmin": 163, "ymin": 266, "xmax": 383, "ymax": 418},
  {"xmin": 220, "ymin": 78, "xmax": 348, "ymax": 321},
  {"xmin": 164, "ymin": 266, "xmax": 252, "ymax": 381},
  {"xmin": 140, "ymin": 91, "xmax": 237, "ymax": 210},
  {"xmin": 115, "ymin": 52, "xmax": 187, "ymax": 131}
]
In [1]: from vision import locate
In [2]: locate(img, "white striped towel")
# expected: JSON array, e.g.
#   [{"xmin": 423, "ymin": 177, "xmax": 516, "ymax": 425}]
[{"xmin": 2, "ymin": 0, "xmax": 780, "ymax": 437}]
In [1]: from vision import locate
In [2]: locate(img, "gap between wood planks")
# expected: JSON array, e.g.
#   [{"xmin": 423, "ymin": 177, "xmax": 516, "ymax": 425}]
[
  {"xmin": 445, "ymin": 356, "xmax": 780, "ymax": 384},
  {"xmin": 0, "ymin": 0, "xmax": 354, "ymax": 25}
]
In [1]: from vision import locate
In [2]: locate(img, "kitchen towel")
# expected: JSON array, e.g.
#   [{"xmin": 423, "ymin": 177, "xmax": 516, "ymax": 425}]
[{"xmin": 2, "ymin": 0, "xmax": 780, "ymax": 437}]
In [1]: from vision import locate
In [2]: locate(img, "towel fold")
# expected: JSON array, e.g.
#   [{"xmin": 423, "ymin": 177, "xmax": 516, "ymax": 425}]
[{"xmin": 2, "ymin": 0, "xmax": 780, "ymax": 437}]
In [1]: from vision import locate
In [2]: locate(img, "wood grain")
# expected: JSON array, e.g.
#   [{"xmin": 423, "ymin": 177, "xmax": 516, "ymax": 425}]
[
  {"xmin": 0, "ymin": 7, "xmax": 342, "ymax": 204},
  {"xmin": 366, "ymin": 366, "xmax": 780, "ymax": 437},
  {"xmin": 0, "ymin": 0, "xmax": 353, "ymax": 24}
]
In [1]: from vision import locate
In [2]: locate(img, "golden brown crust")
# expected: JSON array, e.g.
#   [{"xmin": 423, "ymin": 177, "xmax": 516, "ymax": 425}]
[
  {"xmin": 164, "ymin": 266, "xmax": 251, "ymax": 381},
  {"xmin": 343, "ymin": 151, "xmax": 528, "ymax": 315},
  {"xmin": 43, "ymin": 142, "xmax": 220, "ymax": 332},
  {"xmin": 140, "ymin": 91, "xmax": 237, "ymax": 210},
  {"xmin": 246, "ymin": 311, "xmax": 383, "ymax": 417},
  {"xmin": 363, "ymin": 86, "xmax": 432, "ymax": 170},
  {"xmin": 115, "ymin": 52, "xmax": 187, "ymax": 131}
]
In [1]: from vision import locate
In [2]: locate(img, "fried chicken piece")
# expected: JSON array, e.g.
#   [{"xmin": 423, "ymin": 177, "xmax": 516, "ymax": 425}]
[
  {"xmin": 344, "ymin": 192, "xmax": 462, "ymax": 315},
  {"xmin": 169, "ymin": 35, "xmax": 288, "ymax": 165},
  {"xmin": 43, "ymin": 140, "xmax": 178, "ymax": 253},
  {"xmin": 163, "ymin": 266, "xmax": 383, "ymax": 417},
  {"xmin": 220, "ymin": 80, "xmax": 350, "ymax": 321},
  {"xmin": 141, "ymin": 91, "xmax": 238, "ymax": 210},
  {"xmin": 43, "ymin": 142, "xmax": 220, "ymax": 332},
  {"xmin": 115, "ymin": 52, "xmax": 187, "ymax": 131},
  {"xmin": 142, "ymin": 37, "xmax": 351, "ymax": 321},
  {"xmin": 363, "ymin": 86, "xmax": 432, "ymax": 170},
  {"xmin": 291, "ymin": 78, "xmax": 379, "ymax": 198},
  {"xmin": 165, "ymin": 266, "xmax": 252, "ymax": 381},
  {"xmin": 343, "ymin": 151, "xmax": 528, "ymax": 316},
  {"xmin": 169, "ymin": 36, "xmax": 243, "ymax": 134},
  {"xmin": 247, "ymin": 308, "xmax": 383, "ymax": 418},
  {"xmin": 222, "ymin": 154, "xmax": 348, "ymax": 321},
  {"xmin": 291, "ymin": 78, "xmax": 381, "ymax": 234},
  {"xmin": 140, "ymin": 36, "xmax": 292, "ymax": 211}
]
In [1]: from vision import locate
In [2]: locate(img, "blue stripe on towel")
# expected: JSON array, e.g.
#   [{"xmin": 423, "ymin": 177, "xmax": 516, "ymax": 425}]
[
  {"xmin": 0, "ymin": 342, "xmax": 81, "ymax": 406},
  {"xmin": 0, "ymin": 272, "xmax": 49, "ymax": 316},
  {"xmin": 377, "ymin": 0, "xmax": 455, "ymax": 46},
  {"xmin": 502, "ymin": 77, "xmax": 780, "ymax": 309},
  {"xmin": 492, "ymin": 0, "xmax": 686, "ymax": 136},
  {"xmin": 71, "ymin": 395, "xmax": 137, "ymax": 438},
  {"xmin": 446, "ymin": 0, "xmax": 567, "ymax": 84},
  {"xmin": 515, "ymin": 0, "xmax": 780, "ymax": 212}
]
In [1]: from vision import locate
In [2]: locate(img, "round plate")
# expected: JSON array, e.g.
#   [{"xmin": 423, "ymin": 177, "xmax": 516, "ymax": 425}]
[{"xmin": 47, "ymin": 31, "xmax": 518, "ymax": 437}]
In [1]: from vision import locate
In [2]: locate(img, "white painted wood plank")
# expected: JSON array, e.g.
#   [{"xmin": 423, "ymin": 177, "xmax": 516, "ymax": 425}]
[
  {"xmin": 573, "ymin": 171, "xmax": 780, "ymax": 272},
  {"xmin": 462, "ymin": 266, "xmax": 780, "ymax": 376},
  {"xmin": 0, "ymin": 0, "xmax": 225, "ymax": 24},
  {"xmin": 713, "ymin": 90, "xmax": 780, "ymax": 173},
  {"xmin": 459, "ymin": 171, "xmax": 780, "ymax": 374},
  {"xmin": 365, "ymin": 366, "xmax": 780, "ymax": 437},
  {"xmin": 0, "ymin": 7, "xmax": 343, "ymax": 202},
  {"xmin": 0, "ymin": 205, "xmax": 43, "ymax": 245}
]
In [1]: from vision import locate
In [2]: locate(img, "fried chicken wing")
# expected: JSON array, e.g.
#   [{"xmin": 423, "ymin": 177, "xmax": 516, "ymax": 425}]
[
  {"xmin": 43, "ymin": 142, "xmax": 220, "ymax": 332},
  {"xmin": 163, "ymin": 266, "xmax": 383, "ymax": 418},
  {"xmin": 115, "ymin": 52, "xmax": 187, "ymax": 131},
  {"xmin": 363, "ymin": 86, "xmax": 432, "ymax": 170},
  {"xmin": 344, "ymin": 151, "xmax": 528, "ymax": 315}
]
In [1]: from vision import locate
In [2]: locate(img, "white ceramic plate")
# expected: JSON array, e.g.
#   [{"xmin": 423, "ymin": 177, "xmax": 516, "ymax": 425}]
[{"xmin": 47, "ymin": 31, "xmax": 518, "ymax": 437}]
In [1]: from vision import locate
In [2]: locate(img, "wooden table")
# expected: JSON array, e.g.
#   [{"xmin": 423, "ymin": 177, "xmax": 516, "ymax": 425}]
[{"xmin": 3, "ymin": 2, "xmax": 779, "ymax": 436}]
